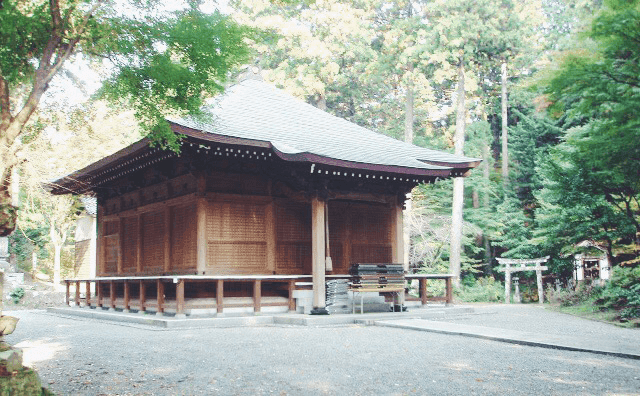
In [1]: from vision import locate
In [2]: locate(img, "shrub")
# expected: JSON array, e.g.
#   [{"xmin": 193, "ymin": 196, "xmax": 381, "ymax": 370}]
[
  {"xmin": 546, "ymin": 281, "xmax": 603, "ymax": 307},
  {"xmin": 10, "ymin": 287, "xmax": 25, "ymax": 304},
  {"xmin": 456, "ymin": 276, "xmax": 504, "ymax": 303},
  {"xmin": 595, "ymin": 266, "xmax": 640, "ymax": 320}
]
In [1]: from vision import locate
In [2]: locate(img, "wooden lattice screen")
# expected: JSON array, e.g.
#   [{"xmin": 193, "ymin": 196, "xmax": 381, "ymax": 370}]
[
  {"xmin": 103, "ymin": 221, "xmax": 119, "ymax": 274},
  {"xmin": 276, "ymin": 200, "xmax": 311, "ymax": 274},
  {"xmin": 74, "ymin": 239, "xmax": 91, "ymax": 279},
  {"xmin": 122, "ymin": 216, "xmax": 138, "ymax": 273},
  {"xmin": 207, "ymin": 201, "xmax": 268, "ymax": 274},
  {"xmin": 328, "ymin": 202, "xmax": 348, "ymax": 273},
  {"xmin": 349, "ymin": 202, "xmax": 392, "ymax": 264},
  {"xmin": 141, "ymin": 210, "xmax": 165, "ymax": 272},
  {"xmin": 171, "ymin": 203, "xmax": 197, "ymax": 270}
]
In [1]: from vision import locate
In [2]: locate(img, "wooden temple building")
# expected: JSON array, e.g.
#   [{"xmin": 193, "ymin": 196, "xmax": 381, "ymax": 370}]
[{"xmin": 51, "ymin": 79, "xmax": 480, "ymax": 316}]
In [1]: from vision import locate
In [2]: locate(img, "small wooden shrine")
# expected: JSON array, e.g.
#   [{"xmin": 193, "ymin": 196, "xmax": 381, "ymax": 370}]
[{"xmin": 51, "ymin": 79, "xmax": 480, "ymax": 315}]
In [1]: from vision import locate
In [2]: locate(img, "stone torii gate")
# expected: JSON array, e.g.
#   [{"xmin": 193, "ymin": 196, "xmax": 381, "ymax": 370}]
[{"xmin": 497, "ymin": 256, "xmax": 549, "ymax": 304}]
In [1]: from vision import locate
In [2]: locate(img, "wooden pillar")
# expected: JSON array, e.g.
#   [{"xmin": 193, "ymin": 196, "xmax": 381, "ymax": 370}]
[
  {"xmin": 391, "ymin": 198, "xmax": 405, "ymax": 269},
  {"xmin": 96, "ymin": 281, "xmax": 103, "ymax": 308},
  {"xmin": 65, "ymin": 281, "xmax": 70, "ymax": 306},
  {"xmin": 164, "ymin": 206, "xmax": 171, "ymax": 273},
  {"xmin": 196, "ymin": 198, "xmax": 208, "ymax": 275},
  {"xmin": 536, "ymin": 269, "xmax": 544, "ymax": 304},
  {"xmin": 445, "ymin": 277, "xmax": 453, "ymax": 305},
  {"xmin": 176, "ymin": 279, "xmax": 185, "ymax": 318},
  {"xmin": 123, "ymin": 281, "xmax": 130, "ymax": 312},
  {"xmin": 109, "ymin": 281, "xmax": 116, "ymax": 310},
  {"xmin": 288, "ymin": 279, "xmax": 296, "ymax": 312},
  {"xmin": 253, "ymin": 279, "xmax": 262, "ymax": 313},
  {"xmin": 85, "ymin": 281, "xmax": 91, "ymax": 307},
  {"xmin": 216, "ymin": 279, "xmax": 224, "ymax": 315},
  {"xmin": 391, "ymin": 198, "xmax": 405, "ymax": 307},
  {"xmin": 136, "ymin": 215, "xmax": 143, "ymax": 274},
  {"xmin": 505, "ymin": 264, "xmax": 511, "ymax": 304},
  {"xmin": 139, "ymin": 280, "xmax": 146, "ymax": 314},
  {"xmin": 265, "ymin": 202, "xmax": 276, "ymax": 273},
  {"xmin": 117, "ymin": 217, "xmax": 124, "ymax": 274},
  {"xmin": 324, "ymin": 202, "xmax": 332, "ymax": 271},
  {"xmin": 419, "ymin": 278, "xmax": 428, "ymax": 306},
  {"xmin": 156, "ymin": 279, "xmax": 164, "ymax": 316},
  {"xmin": 343, "ymin": 209, "xmax": 352, "ymax": 270},
  {"xmin": 310, "ymin": 196, "xmax": 328, "ymax": 315},
  {"xmin": 97, "ymin": 205, "xmax": 105, "ymax": 276},
  {"xmin": 75, "ymin": 281, "xmax": 80, "ymax": 307}
]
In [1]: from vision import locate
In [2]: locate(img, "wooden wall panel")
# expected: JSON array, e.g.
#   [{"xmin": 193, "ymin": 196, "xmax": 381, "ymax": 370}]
[
  {"xmin": 328, "ymin": 202, "xmax": 349, "ymax": 274},
  {"xmin": 103, "ymin": 221, "xmax": 119, "ymax": 274},
  {"xmin": 208, "ymin": 242, "xmax": 267, "ymax": 274},
  {"xmin": 171, "ymin": 203, "xmax": 197, "ymax": 270},
  {"xmin": 351, "ymin": 244, "xmax": 392, "ymax": 264},
  {"xmin": 351, "ymin": 204, "xmax": 391, "ymax": 244},
  {"xmin": 276, "ymin": 200, "xmax": 311, "ymax": 274},
  {"xmin": 122, "ymin": 216, "xmax": 138, "ymax": 274},
  {"xmin": 170, "ymin": 174, "xmax": 197, "ymax": 197},
  {"xmin": 74, "ymin": 240, "xmax": 91, "ymax": 279},
  {"xmin": 330, "ymin": 201, "xmax": 393, "ymax": 270},
  {"xmin": 141, "ymin": 210, "xmax": 165, "ymax": 272},
  {"xmin": 207, "ymin": 172, "xmax": 269, "ymax": 196},
  {"xmin": 206, "ymin": 201, "xmax": 268, "ymax": 274}
]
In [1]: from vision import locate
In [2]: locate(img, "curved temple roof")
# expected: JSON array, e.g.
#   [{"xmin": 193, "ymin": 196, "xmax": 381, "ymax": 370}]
[
  {"xmin": 174, "ymin": 79, "xmax": 480, "ymax": 172},
  {"xmin": 51, "ymin": 79, "xmax": 480, "ymax": 195}
]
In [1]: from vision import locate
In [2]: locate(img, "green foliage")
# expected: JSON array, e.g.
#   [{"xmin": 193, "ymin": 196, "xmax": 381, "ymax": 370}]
[
  {"xmin": 596, "ymin": 266, "xmax": 640, "ymax": 319},
  {"xmin": 455, "ymin": 276, "xmax": 504, "ymax": 303},
  {"xmin": 9, "ymin": 227, "xmax": 48, "ymax": 272},
  {"xmin": 97, "ymin": 7, "xmax": 251, "ymax": 151},
  {"xmin": 542, "ymin": 0, "xmax": 640, "ymax": 250},
  {"xmin": 0, "ymin": 1, "xmax": 51, "ymax": 85},
  {"xmin": 10, "ymin": 287, "xmax": 25, "ymax": 304}
]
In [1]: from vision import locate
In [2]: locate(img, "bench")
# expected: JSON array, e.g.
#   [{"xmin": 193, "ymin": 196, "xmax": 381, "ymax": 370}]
[
  {"xmin": 404, "ymin": 274, "xmax": 454, "ymax": 305},
  {"xmin": 349, "ymin": 264, "xmax": 405, "ymax": 314}
]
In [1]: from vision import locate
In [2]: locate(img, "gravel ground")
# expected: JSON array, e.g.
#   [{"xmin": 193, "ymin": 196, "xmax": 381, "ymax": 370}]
[
  {"xmin": 4, "ymin": 307, "xmax": 640, "ymax": 396},
  {"xmin": 440, "ymin": 304, "xmax": 640, "ymax": 345}
]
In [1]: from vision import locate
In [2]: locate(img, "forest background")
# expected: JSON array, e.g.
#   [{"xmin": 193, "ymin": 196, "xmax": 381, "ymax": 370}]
[{"xmin": 4, "ymin": 0, "xmax": 640, "ymax": 317}]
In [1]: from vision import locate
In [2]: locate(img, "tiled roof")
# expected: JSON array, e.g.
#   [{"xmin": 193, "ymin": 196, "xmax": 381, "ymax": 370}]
[
  {"xmin": 50, "ymin": 79, "xmax": 480, "ymax": 195},
  {"xmin": 172, "ymin": 79, "xmax": 480, "ymax": 174}
]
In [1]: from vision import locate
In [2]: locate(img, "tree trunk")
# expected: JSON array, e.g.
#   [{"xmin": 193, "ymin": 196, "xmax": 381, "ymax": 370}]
[
  {"xmin": 501, "ymin": 61, "xmax": 509, "ymax": 182},
  {"xmin": 53, "ymin": 244, "xmax": 62, "ymax": 290},
  {"xmin": 450, "ymin": 60, "xmax": 466, "ymax": 287},
  {"xmin": 404, "ymin": 70, "xmax": 414, "ymax": 144},
  {"xmin": 32, "ymin": 251, "xmax": 38, "ymax": 274},
  {"xmin": 482, "ymin": 140, "xmax": 492, "ymax": 274}
]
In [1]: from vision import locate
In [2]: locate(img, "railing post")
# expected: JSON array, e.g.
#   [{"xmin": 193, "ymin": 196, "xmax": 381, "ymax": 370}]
[
  {"xmin": 253, "ymin": 279, "xmax": 262, "ymax": 314},
  {"xmin": 139, "ymin": 280, "xmax": 146, "ymax": 314},
  {"xmin": 75, "ymin": 281, "xmax": 80, "ymax": 307},
  {"xmin": 288, "ymin": 279, "xmax": 296, "ymax": 312},
  {"xmin": 216, "ymin": 279, "xmax": 224, "ymax": 316},
  {"xmin": 123, "ymin": 281, "xmax": 130, "ymax": 313},
  {"xmin": 85, "ymin": 281, "xmax": 91, "ymax": 307},
  {"xmin": 445, "ymin": 277, "xmax": 453, "ymax": 305},
  {"xmin": 176, "ymin": 279, "xmax": 185, "ymax": 318},
  {"xmin": 420, "ymin": 278, "xmax": 428, "ymax": 306},
  {"xmin": 156, "ymin": 279, "xmax": 164, "ymax": 316},
  {"xmin": 96, "ymin": 281, "xmax": 103, "ymax": 308},
  {"xmin": 109, "ymin": 281, "xmax": 116, "ymax": 310},
  {"xmin": 65, "ymin": 281, "xmax": 70, "ymax": 306}
]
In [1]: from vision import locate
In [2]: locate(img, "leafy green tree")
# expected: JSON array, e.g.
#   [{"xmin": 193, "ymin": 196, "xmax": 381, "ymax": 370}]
[
  {"xmin": 543, "ymin": 0, "xmax": 640, "ymax": 254},
  {"xmin": 0, "ymin": 0, "xmax": 250, "ymax": 236}
]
